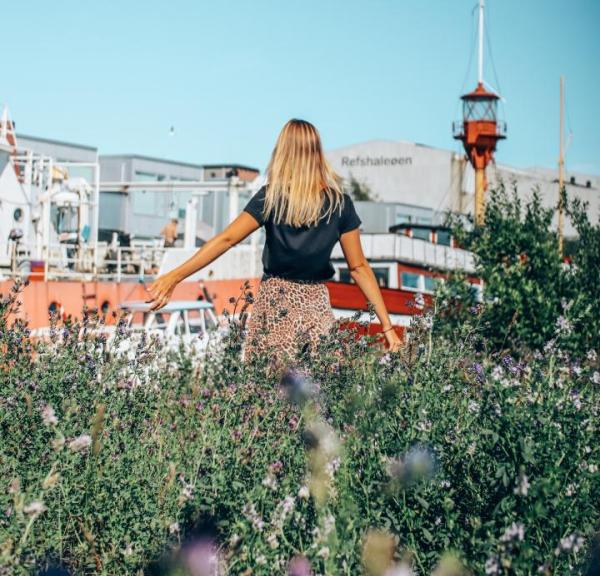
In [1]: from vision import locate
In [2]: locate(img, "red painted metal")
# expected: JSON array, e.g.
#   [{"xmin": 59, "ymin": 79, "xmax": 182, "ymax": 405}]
[{"xmin": 325, "ymin": 281, "xmax": 432, "ymax": 315}]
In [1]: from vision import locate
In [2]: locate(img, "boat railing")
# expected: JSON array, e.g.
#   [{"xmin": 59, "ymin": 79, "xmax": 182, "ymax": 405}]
[
  {"xmin": 331, "ymin": 233, "xmax": 476, "ymax": 273},
  {"xmin": 0, "ymin": 241, "xmax": 167, "ymax": 282}
]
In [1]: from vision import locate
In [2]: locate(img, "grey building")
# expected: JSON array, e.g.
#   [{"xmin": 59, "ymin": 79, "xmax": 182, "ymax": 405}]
[
  {"xmin": 98, "ymin": 155, "xmax": 260, "ymax": 242},
  {"xmin": 17, "ymin": 134, "xmax": 98, "ymax": 163}
]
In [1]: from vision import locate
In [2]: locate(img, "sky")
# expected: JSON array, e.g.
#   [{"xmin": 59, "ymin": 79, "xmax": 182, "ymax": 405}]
[{"xmin": 3, "ymin": 0, "xmax": 599, "ymax": 175}]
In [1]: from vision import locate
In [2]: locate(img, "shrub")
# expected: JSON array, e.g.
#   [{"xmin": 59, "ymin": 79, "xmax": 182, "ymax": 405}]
[{"xmin": 442, "ymin": 182, "xmax": 600, "ymax": 356}]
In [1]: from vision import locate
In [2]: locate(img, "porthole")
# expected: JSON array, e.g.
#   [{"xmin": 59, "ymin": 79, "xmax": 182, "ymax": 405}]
[
  {"xmin": 13, "ymin": 208, "xmax": 23, "ymax": 222},
  {"xmin": 48, "ymin": 301, "xmax": 60, "ymax": 315},
  {"xmin": 100, "ymin": 300, "xmax": 110, "ymax": 314}
]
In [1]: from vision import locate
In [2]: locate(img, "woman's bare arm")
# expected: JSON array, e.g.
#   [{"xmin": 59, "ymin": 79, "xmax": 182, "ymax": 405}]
[
  {"xmin": 145, "ymin": 212, "xmax": 260, "ymax": 310},
  {"xmin": 339, "ymin": 228, "xmax": 401, "ymax": 351}
]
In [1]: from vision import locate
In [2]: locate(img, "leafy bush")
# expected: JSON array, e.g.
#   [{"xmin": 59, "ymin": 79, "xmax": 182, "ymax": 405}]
[
  {"xmin": 1, "ymin": 280, "xmax": 598, "ymax": 575},
  {"xmin": 442, "ymin": 182, "xmax": 600, "ymax": 356}
]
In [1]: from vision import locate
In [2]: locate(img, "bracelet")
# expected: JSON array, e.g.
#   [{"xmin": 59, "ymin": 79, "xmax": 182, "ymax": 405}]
[{"xmin": 382, "ymin": 326, "xmax": 394, "ymax": 334}]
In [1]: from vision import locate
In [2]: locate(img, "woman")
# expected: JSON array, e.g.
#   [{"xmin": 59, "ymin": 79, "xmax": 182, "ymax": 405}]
[{"xmin": 145, "ymin": 119, "xmax": 401, "ymax": 367}]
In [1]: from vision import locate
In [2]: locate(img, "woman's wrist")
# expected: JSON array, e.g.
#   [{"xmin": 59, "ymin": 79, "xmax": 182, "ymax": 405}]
[{"xmin": 169, "ymin": 269, "xmax": 186, "ymax": 284}]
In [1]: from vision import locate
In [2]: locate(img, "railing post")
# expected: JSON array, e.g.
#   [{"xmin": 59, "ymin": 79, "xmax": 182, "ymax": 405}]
[{"xmin": 117, "ymin": 249, "xmax": 122, "ymax": 283}]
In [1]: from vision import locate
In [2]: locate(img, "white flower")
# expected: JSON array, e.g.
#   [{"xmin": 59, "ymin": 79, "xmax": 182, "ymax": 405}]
[
  {"xmin": 255, "ymin": 554, "xmax": 267, "ymax": 565},
  {"xmin": 68, "ymin": 434, "xmax": 92, "ymax": 453},
  {"xmin": 565, "ymin": 483, "xmax": 576, "ymax": 496},
  {"xmin": 499, "ymin": 522, "xmax": 525, "ymax": 543},
  {"xmin": 416, "ymin": 419, "xmax": 432, "ymax": 432},
  {"xmin": 262, "ymin": 473, "xmax": 278, "ymax": 491},
  {"xmin": 229, "ymin": 533, "xmax": 241, "ymax": 547},
  {"xmin": 121, "ymin": 543, "xmax": 134, "ymax": 556},
  {"xmin": 468, "ymin": 400, "xmax": 480, "ymax": 414},
  {"xmin": 316, "ymin": 546, "xmax": 330, "ymax": 559},
  {"xmin": 23, "ymin": 501, "xmax": 46, "ymax": 517},
  {"xmin": 169, "ymin": 522, "xmax": 180, "ymax": 534},
  {"xmin": 266, "ymin": 532, "xmax": 279, "ymax": 549},
  {"xmin": 555, "ymin": 315, "xmax": 572, "ymax": 335},
  {"xmin": 41, "ymin": 405, "xmax": 58, "ymax": 426},
  {"xmin": 554, "ymin": 533, "xmax": 585, "ymax": 556},
  {"xmin": 179, "ymin": 477, "xmax": 194, "ymax": 501},
  {"xmin": 514, "ymin": 474, "xmax": 530, "ymax": 496},
  {"xmin": 413, "ymin": 292, "xmax": 425, "ymax": 309},
  {"xmin": 298, "ymin": 485, "xmax": 310, "ymax": 500},
  {"xmin": 591, "ymin": 371, "xmax": 600, "ymax": 385},
  {"xmin": 242, "ymin": 503, "xmax": 265, "ymax": 532},
  {"xmin": 491, "ymin": 366, "xmax": 504, "ymax": 381},
  {"xmin": 384, "ymin": 563, "xmax": 414, "ymax": 576},
  {"xmin": 587, "ymin": 349, "xmax": 597, "ymax": 362},
  {"xmin": 485, "ymin": 556, "xmax": 500, "ymax": 575},
  {"xmin": 588, "ymin": 463, "xmax": 598, "ymax": 474},
  {"xmin": 322, "ymin": 514, "xmax": 336, "ymax": 538}
]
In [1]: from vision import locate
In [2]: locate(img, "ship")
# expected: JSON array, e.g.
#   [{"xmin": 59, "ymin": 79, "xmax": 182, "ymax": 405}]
[{"xmin": 0, "ymin": 102, "xmax": 485, "ymax": 341}]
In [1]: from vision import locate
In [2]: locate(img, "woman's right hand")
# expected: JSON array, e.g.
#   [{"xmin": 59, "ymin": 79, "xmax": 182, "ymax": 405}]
[
  {"xmin": 384, "ymin": 327, "xmax": 402, "ymax": 352},
  {"xmin": 145, "ymin": 272, "xmax": 179, "ymax": 311}
]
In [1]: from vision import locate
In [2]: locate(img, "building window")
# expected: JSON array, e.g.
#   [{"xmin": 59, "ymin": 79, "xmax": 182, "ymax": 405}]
[
  {"xmin": 436, "ymin": 230, "xmax": 452, "ymax": 246},
  {"xmin": 372, "ymin": 268, "xmax": 389, "ymax": 288},
  {"xmin": 339, "ymin": 268, "xmax": 352, "ymax": 283},
  {"xmin": 401, "ymin": 272, "xmax": 420, "ymax": 290},
  {"xmin": 412, "ymin": 228, "xmax": 431, "ymax": 241},
  {"xmin": 424, "ymin": 276, "xmax": 437, "ymax": 293},
  {"xmin": 337, "ymin": 267, "xmax": 389, "ymax": 288}
]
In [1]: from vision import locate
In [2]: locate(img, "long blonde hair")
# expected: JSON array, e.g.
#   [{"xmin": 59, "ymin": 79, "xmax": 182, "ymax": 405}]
[{"xmin": 263, "ymin": 119, "xmax": 344, "ymax": 227}]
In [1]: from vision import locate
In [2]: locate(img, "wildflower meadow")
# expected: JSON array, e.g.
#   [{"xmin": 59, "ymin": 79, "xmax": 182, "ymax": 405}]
[{"xmin": 1, "ymin": 187, "xmax": 599, "ymax": 575}]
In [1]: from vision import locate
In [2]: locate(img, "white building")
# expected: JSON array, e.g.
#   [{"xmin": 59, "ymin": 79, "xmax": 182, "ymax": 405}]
[{"xmin": 326, "ymin": 139, "xmax": 599, "ymax": 237}]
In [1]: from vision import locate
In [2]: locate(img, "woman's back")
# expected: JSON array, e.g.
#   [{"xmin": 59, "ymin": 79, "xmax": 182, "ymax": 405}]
[{"xmin": 243, "ymin": 185, "xmax": 362, "ymax": 281}]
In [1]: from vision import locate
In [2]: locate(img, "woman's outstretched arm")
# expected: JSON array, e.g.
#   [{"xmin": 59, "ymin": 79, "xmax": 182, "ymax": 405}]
[
  {"xmin": 145, "ymin": 212, "xmax": 260, "ymax": 311},
  {"xmin": 339, "ymin": 228, "xmax": 401, "ymax": 352}
]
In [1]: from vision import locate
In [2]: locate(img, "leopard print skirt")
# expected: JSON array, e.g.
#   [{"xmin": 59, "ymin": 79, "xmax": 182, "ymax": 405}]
[{"xmin": 242, "ymin": 275, "xmax": 336, "ymax": 369}]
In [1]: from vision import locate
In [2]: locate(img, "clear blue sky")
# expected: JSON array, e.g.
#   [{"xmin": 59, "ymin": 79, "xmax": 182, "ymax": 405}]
[{"xmin": 3, "ymin": 0, "xmax": 599, "ymax": 175}]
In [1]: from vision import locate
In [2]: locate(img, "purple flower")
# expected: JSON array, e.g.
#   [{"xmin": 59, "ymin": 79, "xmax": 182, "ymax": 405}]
[
  {"xmin": 288, "ymin": 555, "xmax": 312, "ymax": 576},
  {"xmin": 182, "ymin": 537, "xmax": 220, "ymax": 576},
  {"xmin": 280, "ymin": 368, "xmax": 318, "ymax": 406},
  {"xmin": 471, "ymin": 362, "xmax": 485, "ymax": 383}
]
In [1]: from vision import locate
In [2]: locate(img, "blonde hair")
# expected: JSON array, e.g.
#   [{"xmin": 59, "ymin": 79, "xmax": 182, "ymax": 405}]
[{"xmin": 263, "ymin": 118, "xmax": 344, "ymax": 227}]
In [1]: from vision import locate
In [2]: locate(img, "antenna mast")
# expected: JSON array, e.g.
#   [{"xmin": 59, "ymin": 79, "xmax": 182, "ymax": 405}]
[
  {"xmin": 478, "ymin": 0, "xmax": 485, "ymax": 85},
  {"xmin": 558, "ymin": 76, "xmax": 565, "ymax": 257}
]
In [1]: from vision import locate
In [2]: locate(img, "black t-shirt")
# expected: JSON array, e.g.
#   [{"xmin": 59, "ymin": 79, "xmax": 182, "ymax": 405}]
[{"xmin": 243, "ymin": 185, "xmax": 362, "ymax": 281}]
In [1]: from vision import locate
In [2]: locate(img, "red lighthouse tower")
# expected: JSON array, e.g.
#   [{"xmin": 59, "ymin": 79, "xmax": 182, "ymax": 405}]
[{"xmin": 453, "ymin": 0, "xmax": 506, "ymax": 225}]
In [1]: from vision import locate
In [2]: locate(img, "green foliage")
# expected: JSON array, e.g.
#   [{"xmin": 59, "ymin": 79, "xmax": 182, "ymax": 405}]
[
  {"xmin": 345, "ymin": 174, "xmax": 378, "ymax": 202},
  {"xmin": 441, "ymin": 182, "xmax": 600, "ymax": 356},
  {"xmin": 1, "ymin": 280, "xmax": 598, "ymax": 575}
]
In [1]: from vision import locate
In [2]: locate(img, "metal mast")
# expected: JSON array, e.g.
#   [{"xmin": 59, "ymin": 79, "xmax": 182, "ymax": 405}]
[
  {"xmin": 558, "ymin": 76, "xmax": 565, "ymax": 256},
  {"xmin": 453, "ymin": 0, "xmax": 506, "ymax": 226},
  {"xmin": 478, "ymin": 0, "xmax": 485, "ymax": 85}
]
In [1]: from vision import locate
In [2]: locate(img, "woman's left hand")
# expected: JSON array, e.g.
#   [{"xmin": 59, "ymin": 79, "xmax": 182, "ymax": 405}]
[
  {"xmin": 145, "ymin": 272, "xmax": 179, "ymax": 311},
  {"xmin": 384, "ymin": 328, "xmax": 402, "ymax": 353}
]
